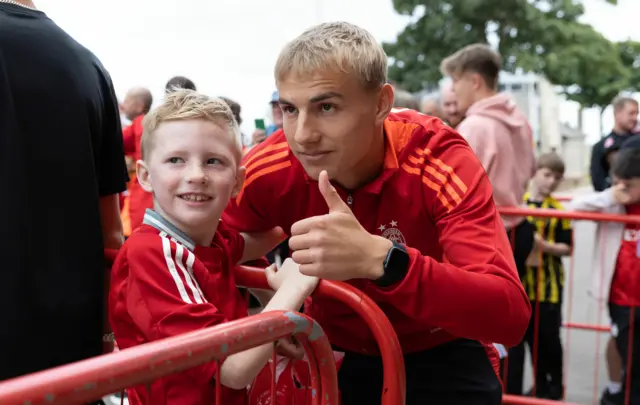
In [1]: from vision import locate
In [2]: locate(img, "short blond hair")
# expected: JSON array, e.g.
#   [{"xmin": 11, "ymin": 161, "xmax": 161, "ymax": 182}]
[
  {"xmin": 440, "ymin": 44, "xmax": 502, "ymax": 90},
  {"xmin": 274, "ymin": 22, "xmax": 387, "ymax": 91},
  {"xmin": 141, "ymin": 89, "xmax": 241, "ymax": 161}
]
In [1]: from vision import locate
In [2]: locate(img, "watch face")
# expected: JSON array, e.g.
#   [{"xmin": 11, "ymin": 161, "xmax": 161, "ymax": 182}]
[{"xmin": 388, "ymin": 245, "xmax": 410, "ymax": 274}]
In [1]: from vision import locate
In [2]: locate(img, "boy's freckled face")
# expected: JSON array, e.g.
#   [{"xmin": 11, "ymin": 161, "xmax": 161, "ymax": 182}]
[{"xmin": 138, "ymin": 119, "xmax": 244, "ymax": 243}]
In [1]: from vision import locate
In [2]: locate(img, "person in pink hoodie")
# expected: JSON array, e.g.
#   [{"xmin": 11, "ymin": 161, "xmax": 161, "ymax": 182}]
[{"xmin": 441, "ymin": 44, "xmax": 537, "ymax": 278}]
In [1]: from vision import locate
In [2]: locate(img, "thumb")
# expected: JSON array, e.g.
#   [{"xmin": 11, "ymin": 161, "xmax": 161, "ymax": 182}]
[{"xmin": 318, "ymin": 170, "xmax": 350, "ymax": 213}]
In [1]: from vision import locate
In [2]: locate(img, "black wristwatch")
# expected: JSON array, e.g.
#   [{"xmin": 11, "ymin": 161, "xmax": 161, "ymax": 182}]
[{"xmin": 374, "ymin": 241, "xmax": 410, "ymax": 287}]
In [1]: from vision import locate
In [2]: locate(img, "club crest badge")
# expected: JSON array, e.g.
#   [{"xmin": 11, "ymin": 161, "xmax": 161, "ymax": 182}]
[{"xmin": 378, "ymin": 220, "xmax": 406, "ymax": 244}]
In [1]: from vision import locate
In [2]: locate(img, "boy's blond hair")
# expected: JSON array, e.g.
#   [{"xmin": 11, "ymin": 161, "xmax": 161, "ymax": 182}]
[
  {"xmin": 440, "ymin": 44, "xmax": 502, "ymax": 90},
  {"xmin": 537, "ymin": 152, "xmax": 565, "ymax": 175},
  {"xmin": 141, "ymin": 90, "xmax": 241, "ymax": 161},
  {"xmin": 274, "ymin": 22, "xmax": 387, "ymax": 91}
]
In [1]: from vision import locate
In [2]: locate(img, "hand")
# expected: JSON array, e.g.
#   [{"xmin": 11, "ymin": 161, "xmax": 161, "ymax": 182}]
[
  {"xmin": 276, "ymin": 336, "xmax": 305, "ymax": 360},
  {"xmin": 289, "ymin": 170, "xmax": 392, "ymax": 280},
  {"xmin": 613, "ymin": 183, "xmax": 633, "ymax": 205},
  {"xmin": 265, "ymin": 258, "xmax": 318, "ymax": 296},
  {"xmin": 533, "ymin": 233, "xmax": 544, "ymax": 249},
  {"xmin": 252, "ymin": 129, "xmax": 267, "ymax": 146}
]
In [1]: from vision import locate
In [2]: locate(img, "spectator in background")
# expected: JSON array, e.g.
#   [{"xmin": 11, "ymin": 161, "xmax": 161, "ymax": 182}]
[
  {"xmin": 220, "ymin": 96, "xmax": 246, "ymax": 153},
  {"xmin": 251, "ymin": 91, "xmax": 283, "ymax": 147},
  {"xmin": 393, "ymin": 89, "xmax": 420, "ymax": 110},
  {"xmin": 122, "ymin": 87, "xmax": 154, "ymax": 233},
  {"xmin": 165, "ymin": 75, "xmax": 197, "ymax": 93},
  {"xmin": 420, "ymin": 94, "xmax": 443, "ymax": 119},
  {"xmin": 567, "ymin": 147, "xmax": 640, "ymax": 405},
  {"xmin": 441, "ymin": 43, "xmax": 536, "ymax": 280},
  {"xmin": 441, "ymin": 83, "xmax": 464, "ymax": 128},
  {"xmin": 119, "ymin": 88, "xmax": 153, "ymax": 237},
  {"xmin": 590, "ymin": 97, "xmax": 639, "ymax": 191},
  {"xmin": 0, "ymin": 0, "xmax": 127, "ymax": 389}
]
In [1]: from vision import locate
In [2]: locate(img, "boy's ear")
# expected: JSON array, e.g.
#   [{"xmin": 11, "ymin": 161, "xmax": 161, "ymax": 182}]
[
  {"xmin": 136, "ymin": 160, "xmax": 154, "ymax": 193},
  {"xmin": 231, "ymin": 166, "xmax": 246, "ymax": 198}
]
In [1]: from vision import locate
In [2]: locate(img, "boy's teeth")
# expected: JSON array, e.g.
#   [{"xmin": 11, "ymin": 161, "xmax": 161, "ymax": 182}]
[{"xmin": 182, "ymin": 194, "xmax": 209, "ymax": 202}]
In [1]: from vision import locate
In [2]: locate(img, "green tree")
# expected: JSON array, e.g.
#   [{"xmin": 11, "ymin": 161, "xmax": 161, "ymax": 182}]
[
  {"xmin": 617, "ymin": 40, "xmax": 640, "ymax": 90},
  {"xmin": 384, "ymin": 0, "xmax": 620, "ymax": 93}
]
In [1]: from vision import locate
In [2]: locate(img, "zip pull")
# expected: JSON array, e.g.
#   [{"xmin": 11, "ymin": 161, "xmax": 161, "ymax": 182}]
[{"xmin": 346, "ymin": 194, "xmax": 353, "ymax": 206}]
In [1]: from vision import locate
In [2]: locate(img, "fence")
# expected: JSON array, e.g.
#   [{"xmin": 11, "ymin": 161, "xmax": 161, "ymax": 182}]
[
  {"xmin": 0, "ymin": 310, "xmax": 338, "ymax": 405},
  {"xmin": 499, "ymin": 205, "xmax": 640, "ymax": 405},
  {"xmin": 2, "ymin": 204, "xmax": 639, "ymax": 405}
]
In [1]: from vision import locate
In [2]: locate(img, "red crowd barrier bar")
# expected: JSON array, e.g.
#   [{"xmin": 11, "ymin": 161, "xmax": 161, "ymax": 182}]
[
  {"xmin": 563, "ymin": 322, "xmax": 611, "ymax": 333},
  {"xmin": 499, "ymin": 206, "xmax": 640, "ymax": 224},
  {"xmin": 0, "ymin": 311, "xmax": 338, "ymax": 405},
  {"xmin": 235, "ymin": 265, "xmax": 406, "ymax": 405}
]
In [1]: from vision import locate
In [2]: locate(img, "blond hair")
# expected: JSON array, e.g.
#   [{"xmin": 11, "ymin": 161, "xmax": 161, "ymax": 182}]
[
  {"xmin": 274, "ymin": 22, "xmax": 387, "ymax": 91},
  {"xmin": 141, "ymin": 89, "xmax": 241, "ymax": 161},
  {"xmin": 440, "ymin": 44, "xmax": 502, "ymax": 90}
]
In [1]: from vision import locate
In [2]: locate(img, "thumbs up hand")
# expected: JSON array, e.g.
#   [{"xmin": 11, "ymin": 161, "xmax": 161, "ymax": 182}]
[{"xmin": 289, "ymin": 171, "xmax": 393, "ymax": 281}]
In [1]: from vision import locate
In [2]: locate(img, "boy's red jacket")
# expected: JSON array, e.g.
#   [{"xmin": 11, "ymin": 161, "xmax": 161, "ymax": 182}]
[
  {"xmin": 223, "ymin": 109, "xmax": 531, "ymax": 354},
  {"xmin": 109, "ymin": 210, "xmax": 248, "ymax": 405}
]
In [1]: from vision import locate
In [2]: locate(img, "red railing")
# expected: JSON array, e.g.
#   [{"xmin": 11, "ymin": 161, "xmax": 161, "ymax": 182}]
[
  {"xmin": 498, "ymin": 205, "xmax": 639, "ymax": 405},
  {"xmin": 235, "ymin": 265, "xmax": 406, "ymax": 405},
  {"xmin": 0, "ymin": 310, "xmax": 338, "ymax": 405}
]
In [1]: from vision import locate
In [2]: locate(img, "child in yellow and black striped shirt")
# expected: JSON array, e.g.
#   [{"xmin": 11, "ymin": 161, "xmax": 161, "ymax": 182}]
[{"xmin": 505, "ymin": 152, "xmax": 572, "ymax": 399}]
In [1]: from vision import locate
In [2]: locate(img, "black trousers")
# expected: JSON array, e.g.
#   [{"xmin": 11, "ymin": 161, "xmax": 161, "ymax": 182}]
[
  {"xmin": 609, "ymin": 304, "xmax": 640, "ymax": 405},
  {"xmin": 504, "ymin": 302, "xmax": 563, "ymax": 399},
  {"xmin": 338, "ymin": 339, "xmax": 502, "ymax": 405}
]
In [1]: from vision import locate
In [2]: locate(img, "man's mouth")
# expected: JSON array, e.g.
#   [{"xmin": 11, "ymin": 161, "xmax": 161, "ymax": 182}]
[{"xmin": 179, "ymin": 193, "xmax": 212, "ymax": 202}]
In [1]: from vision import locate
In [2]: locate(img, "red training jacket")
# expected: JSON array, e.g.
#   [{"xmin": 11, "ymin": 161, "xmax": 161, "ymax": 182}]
[
  {"xmin": 109, "ymin": 210, "xmax": 248, "ymax": 405},
  {"xmin": 223, "ymin": 108, "xmax": 531, "ymax": 354}
]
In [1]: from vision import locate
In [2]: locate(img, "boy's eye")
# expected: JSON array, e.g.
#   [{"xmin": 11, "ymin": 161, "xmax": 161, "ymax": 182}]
[
  {"xmin": 207, "ymin": 158, "xmax": 221, "ymax": 165},
  {"xmin": 168, "ymin": 157, "xmax": 182, "ymax": 164}
]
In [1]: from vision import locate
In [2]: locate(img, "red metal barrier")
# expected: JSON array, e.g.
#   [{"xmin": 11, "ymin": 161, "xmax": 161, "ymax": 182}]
[
  {"xmin": 235, "ymin": 265, "xmax": 406, "ymax": 405},
  {"xmin": 498, "ymin": 205, "xmax": 639, "ymax": 405},
  {"xmin": 0, "ymin": 311, "xmax": 338, "ymax": 405}
]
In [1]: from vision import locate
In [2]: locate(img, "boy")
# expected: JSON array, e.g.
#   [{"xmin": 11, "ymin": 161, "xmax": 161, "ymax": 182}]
[
  {"xmin": 505, "ymin": 153, "xmax": 572, "ymax": 399},
  {"xmin": 567, "ymin": 147, "xmax": 640, "ymax": 405},
  {"xmin": 109, "ymin": 90, "xmax": 318, "ymax": 405}
]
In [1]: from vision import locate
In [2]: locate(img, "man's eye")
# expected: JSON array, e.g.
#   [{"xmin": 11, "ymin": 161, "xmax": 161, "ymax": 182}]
[{"xmin": 321, "ymin": 103, "xmax": 334, "ymax": 112}]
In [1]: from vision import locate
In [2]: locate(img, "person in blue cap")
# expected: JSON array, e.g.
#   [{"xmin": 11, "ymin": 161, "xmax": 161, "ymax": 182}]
[{"xmin": 250, "ymin": 91, "xmax": 283, "ymax": 146}]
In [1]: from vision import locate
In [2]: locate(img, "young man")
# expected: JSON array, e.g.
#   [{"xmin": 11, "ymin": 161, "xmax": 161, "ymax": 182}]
[
  {"xmin": 0, "ymin": 0, "xmax": 127, "ymax": 389},
  {"xmin": 590, "ymin": 97, "xmax": 639, "ymax": 191},
  {"xmin": 441, "ymin": 44, "xmax": 536, "ymax": 280},
  {"xmin": 109, "ymin": 90, "xmax": 318, "ymax": 405},
  {"xmin": 567, "ymin": 147, "xmax": 640, "ymax": 405},
  {"xmin": 223, "ymin": 22, "xmax": 531, "ymax": 405},
  {"xmin": 506, "ymin": 153, "xmax": 572, "ymax": 399}
]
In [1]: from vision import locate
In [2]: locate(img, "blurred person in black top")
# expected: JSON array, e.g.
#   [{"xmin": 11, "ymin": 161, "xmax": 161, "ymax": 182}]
[
  {"xmin": 591, "ymin": 97, "xmax": 639, "ymax": 191},
  {"xmin": 0, "ymin": 0, "xmax": 127, "ymax": 388},
  {"xmin": 504, "ymin": 153, "xmax": 572, "ymax": 399}
]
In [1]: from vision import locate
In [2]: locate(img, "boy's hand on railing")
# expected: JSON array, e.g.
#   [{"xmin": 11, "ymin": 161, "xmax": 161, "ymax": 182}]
[
  {"xmin": 265, "ymin": 258, "xmax": 319, "ymax": 297},
  {"xmin": 276, "ymin": 336, "xmax": 305, "ymax": 360}
]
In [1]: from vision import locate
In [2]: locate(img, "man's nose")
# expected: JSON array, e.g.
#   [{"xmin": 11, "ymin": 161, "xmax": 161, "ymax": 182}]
[{"xmin": 294, "ymin": 111, "xmax": 321, "ymax": 145}]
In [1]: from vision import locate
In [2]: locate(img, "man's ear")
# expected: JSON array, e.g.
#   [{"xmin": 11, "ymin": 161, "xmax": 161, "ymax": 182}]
[
  {"xmin": 231, "ymin": 166, "xmax": 246, "ymax": 198},
  {"xmin": 376, "ymin": 83, "xmax": 394, "ymax": 125},
  {"xmin": 136, "ymin": 160, "xmax": 153, "ymax": 193}
]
